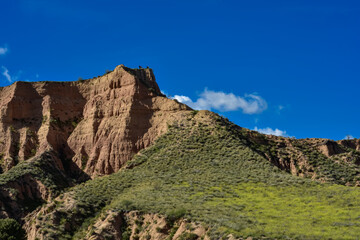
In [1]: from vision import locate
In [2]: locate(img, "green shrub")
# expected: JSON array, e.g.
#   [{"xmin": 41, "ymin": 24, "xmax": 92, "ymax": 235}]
[
  {"xmin": 30, "ymin": 148, "xmax": 36, "ymax": 156},
  {"xmin": 121, "ymin": 229, "xmax": 131, "ymax": 240},
  {"xmin": 166, "ymin": 208, "xmax": 186, "ymax": 223},
  {"xmin": 0, "ymin": 218, "xmax": 25, "ymax": 240},
  {"xmin": 120, "ymin": 200, "xmax": 133, "ymax": 211},
  {"xmin": 179, "ymin": 232, "xmax": 198, "ymax": 240}
]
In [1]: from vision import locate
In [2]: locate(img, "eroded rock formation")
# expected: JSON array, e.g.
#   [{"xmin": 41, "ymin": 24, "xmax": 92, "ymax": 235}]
[{"xmin": 0, "ymin": 65, "xmax": 190, "ymax": 178}]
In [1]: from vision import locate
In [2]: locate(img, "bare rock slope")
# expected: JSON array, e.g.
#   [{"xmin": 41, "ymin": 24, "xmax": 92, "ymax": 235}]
[
  {"xmin": 0, "ymin": 65, "xmax": 190, "ymax": 220},
  {"xmin": 0, "ymin": 65, "xmax": 190, "ymax": 177}
]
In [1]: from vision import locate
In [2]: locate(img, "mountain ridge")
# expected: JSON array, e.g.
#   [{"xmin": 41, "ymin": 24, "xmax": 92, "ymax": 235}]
[
  {"xmin": 0, "ymin": 65, "xmax": 359, "ymax": 239},
  {"xmin": 0, "ymin": 65, "xmax": 190, "ymax": 177}
]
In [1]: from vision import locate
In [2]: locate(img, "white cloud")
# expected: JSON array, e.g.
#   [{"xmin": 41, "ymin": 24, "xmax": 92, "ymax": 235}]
[
  {"xmin": 275, "ymin": 105, "xmax": 286, "ymax": 115},
  {"xmin": 173, "ymin": 89, "xmax": 267, "ymax": 114},
  {"xmin": 0, "ymin": 46, "xmax": 8, "ymax": 55},
  {"xmin": 173, "ymin": 95, "xmax": 192, "ymax": 103},
  {"xmin": 1, "ymin": 66, "xmax": 12, "ymax": 82},
  {"xmin": 1, "ymin": 66, "xmax": 21, "ymax": 83},
  {"xmin": 254, "ymin": 126, "xmax": 288, "ymax": 137},
  {"xmin": 344, "ymin": 135, "xmax": 354, "ymax": 140}
]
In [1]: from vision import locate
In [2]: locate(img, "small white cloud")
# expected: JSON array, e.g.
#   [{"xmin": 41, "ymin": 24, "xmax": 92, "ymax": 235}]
[
  {"xmin": 36, "ymin": 74, "xmax": 39, "ymax": 79},
  {"xmin": 254, "ymin": 126, "xmax": 288, "ymax": 137},
  {"xmin": 0, "ymin": 46, "xmax": 8, "ymax": 55},
  {"xmin": 173, "ymin": 95, "xmax": 192, "ymax": 103},
  {"xmin": 344, "ymin": 135, "xmax": 354, "ymax": 140},
  {"xmin": 173, "ymin": 89, "xmax": 267, "ymax": 114},
  {"xmin": 275, "ymin": 105, "xmax": 285, "ymax": 115},
  {"xmin": 1, "ymin": 66, "xmax": 12, "ymax": 82},
  {"xmin": 1, "ymin": 66, "xmax": 21, "ymax": 83}
]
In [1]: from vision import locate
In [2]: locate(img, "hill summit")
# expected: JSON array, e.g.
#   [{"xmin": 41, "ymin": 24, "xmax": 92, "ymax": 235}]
[{"xmin": 0, "ymin": 65, "xmax": 189, "ymax": 177}]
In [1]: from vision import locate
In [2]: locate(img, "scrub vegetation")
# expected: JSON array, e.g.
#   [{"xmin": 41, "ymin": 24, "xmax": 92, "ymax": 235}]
[{"xmin": 36, "ymin": 112, "xmax": 360, "ymax": 239}]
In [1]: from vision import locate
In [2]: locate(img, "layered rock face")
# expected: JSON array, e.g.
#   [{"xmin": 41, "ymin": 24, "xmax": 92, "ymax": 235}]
[
  {"xmin": 0, "ymin": 65, "xmax": 190, "ymax": 178},
  {"xmin": 70, "ymin": 66, "xmax": 190, "ymax": 177}
]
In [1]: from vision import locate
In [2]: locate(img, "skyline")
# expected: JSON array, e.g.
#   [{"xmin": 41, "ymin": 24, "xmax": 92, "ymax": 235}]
[{"xmin": 1, "ymin": 0, "xmax": 359, "ymax": 140}]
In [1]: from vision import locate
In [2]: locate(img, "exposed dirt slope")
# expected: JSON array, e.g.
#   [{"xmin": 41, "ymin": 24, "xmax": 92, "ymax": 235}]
[
  {"xmin": 26, "ymin": 204, "xmax": 211, "ymax": 240},
  {"xmin": 83, "ymin": 210, "xmax": 209, "ymax": 240},
  {"xmin": 0, "ymin": 151, "xmax": 72, "ymax": 220},
  {"xmin": 0, "ymin": 80, "xmax": 84, "ymax": 174},
  {"xmin": 232, "ymin": 125, "xmax": 360, "ymax": 186},
  {"xmin": 0, "ymin": 65, "xmax": 190, "ymax": 222},
  {"xmin": 0, "ymin": 65, "xmax": 190, "ymax": 178},
  {"xmin": 70, "ymin": 65, "xmax": 190, "ymax": 177}
]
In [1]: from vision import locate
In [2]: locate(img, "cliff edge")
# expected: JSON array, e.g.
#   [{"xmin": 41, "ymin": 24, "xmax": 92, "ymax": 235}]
[{"xmin": 0, "ymin": 65, "xmax": 190, "ymax": 178}]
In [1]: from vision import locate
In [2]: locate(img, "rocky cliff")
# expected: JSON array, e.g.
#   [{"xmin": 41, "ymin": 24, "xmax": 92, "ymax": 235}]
[
  {"xmin": 0, "ymin": 65, "xmax": 190, "ymax": 178},
  {"xmin": 0, "ymin": 65, "xmax": 191, "ymax": 222}
]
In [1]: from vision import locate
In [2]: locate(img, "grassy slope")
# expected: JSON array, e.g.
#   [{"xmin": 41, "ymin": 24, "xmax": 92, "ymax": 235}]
[
  {"xmin": 0, "ymin": 151, "xmax": 73, "ymax": 218},
  {"xmin": 40, "ymin": 111, "xmax": 360, "ymax": 239},
  {"xmin": 229, "ymin": 125, "xmax": 360, "ymax": 186},
  {"xmin": 290, "ymin": 139, "xmax": 360, "ymax": 185},
  {"xmin": 0, "ymin": 152, "xmax": 69, "ymax": 190}
]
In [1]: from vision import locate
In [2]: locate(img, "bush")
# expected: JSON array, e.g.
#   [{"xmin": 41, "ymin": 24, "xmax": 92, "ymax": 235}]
[
  {"xmin": 121, "ymin": 228, "xmax": 131, "ymax": 240},
  {"xmin": 179, "ymin": 232, "xmax": 198, "ymax": 240},
  {"xmin": 0, "ymin": 218, "xmax": 25, "ymax": 240},
  {"xmin": 166, "ymin": 208, "xmax": 186, "ymax": 223},
  {"xmin": 120, "ymin": 200, "xmax": 133, "ymax": 211}
]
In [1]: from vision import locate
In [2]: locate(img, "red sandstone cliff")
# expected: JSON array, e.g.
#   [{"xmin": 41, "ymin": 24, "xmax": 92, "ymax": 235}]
[{"xmin": 0, "ymin": 65, "xmax": 190, "ymax": 178}]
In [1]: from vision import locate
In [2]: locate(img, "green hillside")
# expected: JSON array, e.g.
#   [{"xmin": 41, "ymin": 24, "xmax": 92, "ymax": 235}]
[
  {"xmin": 0, "ymin": 152, "xmax": 76, "ymax": 220},
  {"xmin": 32, "ymin": 111, "xmax": 360, "ymax": 239}
]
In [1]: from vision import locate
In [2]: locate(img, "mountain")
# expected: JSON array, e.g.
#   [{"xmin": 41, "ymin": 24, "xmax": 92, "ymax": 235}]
[{"xmin": 0, "ymin": 65, "xmax": 360, "ymax": 239}]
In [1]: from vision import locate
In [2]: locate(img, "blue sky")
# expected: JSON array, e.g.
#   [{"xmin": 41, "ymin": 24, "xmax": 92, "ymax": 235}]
[{"xmin": 1, "ymin": 0, "xmax": 359, "ymax": 140}]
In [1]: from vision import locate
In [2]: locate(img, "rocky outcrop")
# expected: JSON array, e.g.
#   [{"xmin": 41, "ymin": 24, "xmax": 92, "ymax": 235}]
[
  {"xmin": 0, "ymin": 80, "xmax": 86, "ymax": 174},
  {"xmin": 0, "ymin": 151, "xmax": 73, "ymax": 220},
  {"xmin": 338, "ymin": 139, "xmax": 360, "ymax": 151},
  {"xmin": 25, "ymin": 204, "xmax": 210, "ymax": 240},
  {"xmin": 84, "ymin": 211, "xmax": 209, "ymax": 240},
  {"xmin": 69, "ymin": 66, "xmax": 190, "ymax": 177},
  {"xmin": 0, "ymin": 65, "xmax": 190, "ymax": 223},
  {"xmin": 0, "ymin": 65, "xmax": 190, "ymax": 178},
  {"xmin": 241, "ymin": 132, "xmax": 360, "ymax": 183},
  {"xmin": 317, "ymin": 140, "xmax": 345, "ymax": 157}
]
